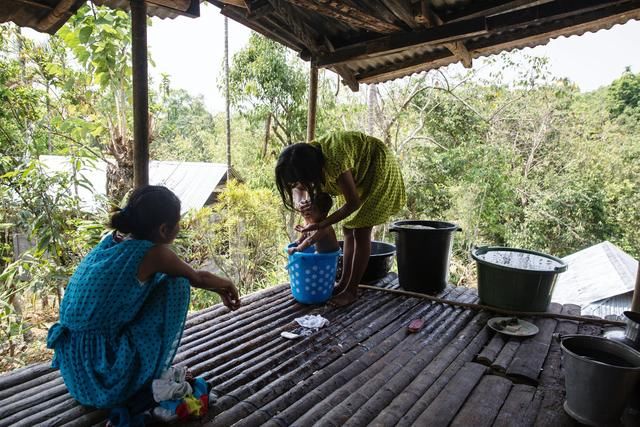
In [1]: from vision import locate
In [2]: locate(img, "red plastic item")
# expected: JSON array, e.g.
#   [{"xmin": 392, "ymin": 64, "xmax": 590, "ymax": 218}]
[{"xmin": 408, "ymin": 319, "xmax": 425, "ymax": 333}]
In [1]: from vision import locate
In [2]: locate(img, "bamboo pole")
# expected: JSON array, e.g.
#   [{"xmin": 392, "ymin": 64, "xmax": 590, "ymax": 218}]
[
  {"xmin": 306, "ymin": 65, "xmax": 318, "ymax": 142},
  {"xmin": 224, "ymin": 16, "xmax": 232, "ymax": 181},
  {"xmin": 358, "ymin": 285, "xmax": 626, "ymax": 326},
  {"xmin": 131, "ymin": 0, "xmax": 149, "ymax": 188},
  {"xmin": 631, "ymin": 261, "xmax": 640, "ymax": 312}
]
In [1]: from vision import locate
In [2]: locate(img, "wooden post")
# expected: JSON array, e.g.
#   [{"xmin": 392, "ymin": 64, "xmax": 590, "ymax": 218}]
[
  {"xmin": 307, "ymin": 65, "xmax": 318, "ymax": 143},
  {"xmin": 131, "ymin": 0, "xmax": 149, "ymax": 188},
  {"xmin": 224, "ymin": 16, "xmax": 232, "ymax": 181},
  {"xmin": 632, "ymin": 261, "xmax": 640, "ymax": 312}
]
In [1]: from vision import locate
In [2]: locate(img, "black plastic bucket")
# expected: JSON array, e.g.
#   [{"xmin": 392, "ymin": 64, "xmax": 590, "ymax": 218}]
[
  {"xmin": 390, "ymin": 220, "xmax": 461, "ymax": 294},
  {"xmin": 336, "ymin": 241, "xmax": 396, "ymax": 284},
  {"xmin": 471, "ymin": 246, "xmax": 568, "ymax": 312}
]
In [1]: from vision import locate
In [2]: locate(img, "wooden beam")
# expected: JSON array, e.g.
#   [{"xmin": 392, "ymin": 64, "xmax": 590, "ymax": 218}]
[
  {"xmin": 445, "ymin": 40, "xmax": 472, "ymax": 67},
  {"xmin": 357, "ymin": 48, "xmax": 452, "ymax": 83},
  {"xmin": 219, "ymin": 0, "xmax": 247, "ymax": 7},
  {"xmin": 421, "ymin": 4, "xmax": 474, "ymax": 68},
  {"xmin": 314, "ymin": 17, "xmax": 487, "ymax": 68},
  {"xmin": 444, "ymin": 0, "xmax": 554, "ymax": 23},
  {"xmin": 306, "ymin": 65, "xmax": 318, "ymax": 142},
  {"xmin": 359, "ymin": 0, "xmax": 640, "ymax": 84},
  {"xmin": 486, "ymin": 0, "xmax": 635, "ymax": 30},
  {"xmin": 474, "ymin": 1, "xmax": 640, "ymax": 51},
  {"xmin": 285, "ymin": 0, "xmax": 401, "ymax": 33},
  {"xmin": 246, "ymin": 0, "xmax": 273, "ymax": 19},
  {"xmin": 13, "ymin": 0, "xmax": 53, "ymax": 11},
  {"xmin": 131, "ymin": 0, "xmax": 149, "ymax": 188},
  {"xmin": 36, "ymin": 0, "xmax": 75, "ymax": 32},
  {"xmin": 147, "ymin": 0, "xmax": 191, "ymax": 11},
  {"xmin": 220, "ymin": 4, "xmax": 304, "ymax": 53},
  {"xmin": 319, "ymin": 35, "xmax": 359, "ymax": 91},
  {"xmin": 269, "ymin": 0, "xmax": 323, "ymax": 54},
  {"xmin": 632, "ymin": 262, "xmax": 640, "ymax": 312},
  {"xmin": 381, "ymin": 0, "xmax": 420, "ymax": 29}
]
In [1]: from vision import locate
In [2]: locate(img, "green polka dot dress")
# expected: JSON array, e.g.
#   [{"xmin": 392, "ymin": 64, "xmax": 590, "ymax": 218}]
[{"xmin": 310, "ymin": 131, "xmax": 406, "ymax": 229}]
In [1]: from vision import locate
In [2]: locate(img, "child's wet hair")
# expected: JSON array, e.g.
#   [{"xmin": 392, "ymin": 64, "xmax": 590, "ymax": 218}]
[
  {"xmin": 314, "ymin": 192, "xmax": 333, "ymax": 216},
  {"xmin": 110, "ymin": 185, "xmax": 181, "ymax": 240},
  {"xmin": 275, "ymin": 143, "xmax": 325, "ymax": 211}
]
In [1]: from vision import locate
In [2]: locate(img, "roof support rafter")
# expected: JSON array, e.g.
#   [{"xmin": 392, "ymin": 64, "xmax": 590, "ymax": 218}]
[
  {"xmin": 314, "ymin": 17, "xmax": 487, "ymax": 68},
  {"xmin": 284, "ymin": 0, "xmax": 401, "ymax": 33},
  {"xmin": 443, "ymin": 0, "xmax": 554, "ymax": 23},
  {"xmin": 36, "ymin": 0, "xmax": 76, "ymax": 32},
  {"xmin": 359, "ymin": 1, "xmax": 640, "ymax": 84},
  {"xmin": 419, "ymin": 1, "xmax": 473, "ymax": 68},
  {"xmin": 317, "ymin": 0, "xmax": 633, "ymax": 71}
]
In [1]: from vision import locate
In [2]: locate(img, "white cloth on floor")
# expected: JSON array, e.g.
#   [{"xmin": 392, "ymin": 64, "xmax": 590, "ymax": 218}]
[
  {"xmin": 152, "ymin": 367, "xmax": 192, "ymax": 402},
  {"xmin": 295, "ymin": 314, "xmax": 329, "ymax": 329}
]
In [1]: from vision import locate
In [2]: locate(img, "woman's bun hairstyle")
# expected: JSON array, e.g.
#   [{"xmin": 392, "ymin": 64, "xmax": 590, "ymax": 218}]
[{"xmin": 109, "ymin": 185, "xmax": 181, "ymax": 240}]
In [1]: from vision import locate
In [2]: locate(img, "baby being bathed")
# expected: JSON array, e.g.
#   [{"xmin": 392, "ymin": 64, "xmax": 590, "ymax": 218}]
[{"xmin": 288, "ymin": 192, "xmax": 339, "ymax": 255}]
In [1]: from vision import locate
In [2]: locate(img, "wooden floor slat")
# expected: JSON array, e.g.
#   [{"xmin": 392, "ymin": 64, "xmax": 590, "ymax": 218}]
[{"xmin": 1, "ymin": 274, "xmax": 617, "ymax": 426}]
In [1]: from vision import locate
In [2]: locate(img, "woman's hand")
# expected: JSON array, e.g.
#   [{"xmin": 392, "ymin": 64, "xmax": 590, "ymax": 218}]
[
  {"xmin": 198, "ymin": 271, "xmax": 241, "ymax": 310},
  {"xmin": 296, "ymin": 199, "xmax": 313, "ymax": 216},
  {"xmin": 300, "ymin": 222, "xmax": 323, "ymax": 232}
]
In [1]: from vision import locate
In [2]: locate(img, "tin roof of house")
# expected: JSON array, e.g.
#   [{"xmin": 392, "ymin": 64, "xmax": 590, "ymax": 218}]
[
  {"xmin": 0, "ymin": 273, "xmax": 609, "ymax": 426},
  {"xmin": 552, "ymin": 241, "xmax": 639, "ymax": 308},
  {"xmin": 39, "ymin": 155, "xmax": 237, "ymax": 214}
]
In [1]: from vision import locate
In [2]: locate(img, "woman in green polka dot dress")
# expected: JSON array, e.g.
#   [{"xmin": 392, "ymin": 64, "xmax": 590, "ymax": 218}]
[{"xmin": 276, "ymin": 131, "xmax": 406, "ymax": 306}]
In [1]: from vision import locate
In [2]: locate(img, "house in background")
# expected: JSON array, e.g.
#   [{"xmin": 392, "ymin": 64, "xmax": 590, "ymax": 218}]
[
  {"xmin": 552, "ymin": 241, "xmax": 639, "ymax": 318},
  {"xmin": 39, "ymin": 155, "xmax": 240, "ymax": 214}
]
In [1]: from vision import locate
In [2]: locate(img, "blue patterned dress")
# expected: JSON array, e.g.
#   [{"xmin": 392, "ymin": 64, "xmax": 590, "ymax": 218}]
[{"xmin": 47, "ymin": 234, "xmax": 191, "ymax": 408}]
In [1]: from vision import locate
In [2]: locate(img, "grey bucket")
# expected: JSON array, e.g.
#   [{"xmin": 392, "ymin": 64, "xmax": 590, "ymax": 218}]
[{"xmin": 561, "ymin": 335, "xmax": 640, "ymax": 426}]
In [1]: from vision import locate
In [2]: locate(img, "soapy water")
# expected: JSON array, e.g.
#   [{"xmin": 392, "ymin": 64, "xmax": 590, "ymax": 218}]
[
  {"xmin": 476, "ymin": 250, "xmax": 562, "ymax": 272},
  {"xmin": 396, "ymin": 224, "xmax": 436, "ymax": 230}
]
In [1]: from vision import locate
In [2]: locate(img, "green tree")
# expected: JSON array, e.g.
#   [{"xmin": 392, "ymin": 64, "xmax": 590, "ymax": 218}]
[
  {"xmin": 57, "ymin": 4, "xmax": 135, "ymax": 201},
  {"xmin": 152, "ymin": 81, "xmax": 217, "ymax": 162},
  {"xmin": 226, "ymin": 34, "xmax": 307, "ymax": 147},
  {"xmin": 608, "ymin": 68, "xmax": 640, "ymax": 123}
]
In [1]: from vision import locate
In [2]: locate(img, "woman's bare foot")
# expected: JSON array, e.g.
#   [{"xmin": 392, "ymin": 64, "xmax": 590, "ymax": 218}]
[{"xmin": 329, "ymin": 289, "xmax": 358, "ymax": 307}]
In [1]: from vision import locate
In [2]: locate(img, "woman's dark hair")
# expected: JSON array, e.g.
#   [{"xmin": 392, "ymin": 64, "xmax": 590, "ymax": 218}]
[
  {"xmin": 314, "ymin": 192, "xmax": 333, "ymax": 216},
  {"xmin": 109, "ymin": 185, "xmax": 181, "ymax": 241},
  {"xmin": 275, "ymin": 143, "xmax": 325, "ymax": 211}
]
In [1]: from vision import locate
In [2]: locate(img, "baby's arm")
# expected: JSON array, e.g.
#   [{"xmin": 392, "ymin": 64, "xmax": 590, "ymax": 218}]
[{"xmin": 139, "ymin": 245, "xmax": 240, "ymax": 310}]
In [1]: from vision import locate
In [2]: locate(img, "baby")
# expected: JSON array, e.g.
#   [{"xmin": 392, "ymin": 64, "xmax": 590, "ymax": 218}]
[{"xmin": 288, "ymin": 192, "xmax": 339, "ymax": 254}]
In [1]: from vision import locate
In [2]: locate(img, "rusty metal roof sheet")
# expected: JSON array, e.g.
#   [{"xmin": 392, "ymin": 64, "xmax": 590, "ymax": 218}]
[
  {"xmin": 0, "ymin": 273, "xmax": 618, "ymax": 426},
  {"xmin": 208, "ymin": 0, "xmax": 640, "ymax": 89},
  {"xmin": 1, "ymin": 0, "xmax": 199, "ymax": 34}
]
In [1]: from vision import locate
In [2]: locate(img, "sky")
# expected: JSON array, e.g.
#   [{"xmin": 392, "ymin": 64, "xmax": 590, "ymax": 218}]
[{"xmin": 117, "ymin": 5, "xmax": 640, "ymax": 113}]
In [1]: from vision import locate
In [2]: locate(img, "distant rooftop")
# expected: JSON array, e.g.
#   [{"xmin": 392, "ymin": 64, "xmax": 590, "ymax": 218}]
[{"xmin": 39, "ymin": 155, "xmax": 237, "ymax": 214}]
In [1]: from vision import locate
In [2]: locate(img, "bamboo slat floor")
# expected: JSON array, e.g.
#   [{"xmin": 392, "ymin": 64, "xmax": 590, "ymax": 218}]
[{"xmin": 0, "ymin": 273, "xmax": 636, "ymax": 426}]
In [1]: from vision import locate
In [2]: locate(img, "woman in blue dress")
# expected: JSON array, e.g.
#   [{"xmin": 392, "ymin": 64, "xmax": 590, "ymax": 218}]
[{"xmin": 47, "ymin": 185, "xmax": 240, "ymax": 408}]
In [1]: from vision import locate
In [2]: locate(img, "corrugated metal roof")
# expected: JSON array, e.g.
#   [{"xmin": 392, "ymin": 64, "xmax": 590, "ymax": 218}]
[
  {"xmin": 0, "ymin": 0, "xmax": 85, "ymax": 34},
  {"xmin": 94, "ymin": 0, "xmax": 200, "ymax": 20},
  {"xmin": 552, "ymin": 241, "xmax": 639, "ymax": 308},
  {"xmin": 39, "ymin": 155, "xmax": 230, "ymax": 214},
  {"xmin": 582, "ymin": 292, "xmax": 633, "ymax": 318},
  {"xmin": 149, "ymin": 160, "xmax": 228, "ymax": 214},
  {"xmin": 0, "ymin": 273, "xmax": 611, "ymax": 426},
  {"xmin": 0, "ymin": 0, "xmax": 199, "ymax": 35},
  {"xmin": 210, "ymin": 0, "xmax": 640, "ymax": 88}
]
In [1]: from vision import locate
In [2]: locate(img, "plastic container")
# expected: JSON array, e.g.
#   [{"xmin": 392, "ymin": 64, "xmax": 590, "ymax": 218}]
[
  {"xmin": 560, "ymin": 335, "xmax": 640, "ymax": 426},
  {"xmin": 471, "ymin": 246, "xmax": 568, "ymax": 312},
  {"xmin": 286, "ymin": 244, "xmax": 340, "ymax": 304},
  {"xmin": 389, "ymin": 220, "xmax": 461, "ymax": 294},
  {"xmin": 336, "ymin": 241, "xmax": 396, "ymax": 284}
]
